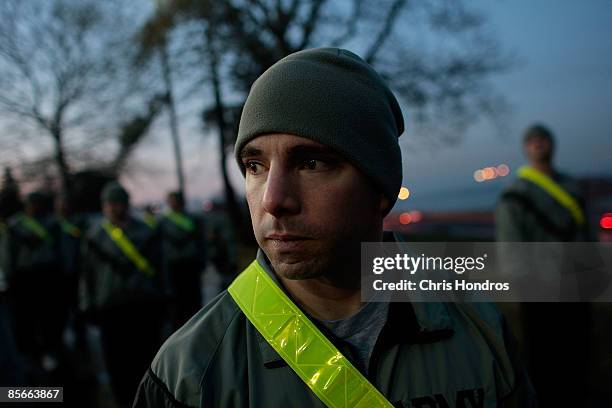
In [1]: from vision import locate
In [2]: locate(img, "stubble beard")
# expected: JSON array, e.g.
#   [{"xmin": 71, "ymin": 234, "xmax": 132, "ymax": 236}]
[
  {"xmin": 268, "ymin": 252, "xmax": 332, "ymax": 280},
  {"xmin": 265, "ymin": 241, "xmax": 362, "ymax": 289}
]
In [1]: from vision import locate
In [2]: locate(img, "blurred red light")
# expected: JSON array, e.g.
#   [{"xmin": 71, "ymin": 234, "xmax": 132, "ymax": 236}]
[
  {"xmin": 399, "ymin": 212, "xmax": 412, "ymax": 225},
  {"xmin": 601, "ymin": 214, "xmax": 612, "ymax": 229},
  {"xmin": 410, "ymin": 210, "xmax": 423, "ymax": 223},
  {"xmin": 496, "ymin": 164, "xmax": 510, "ymax": 177}
]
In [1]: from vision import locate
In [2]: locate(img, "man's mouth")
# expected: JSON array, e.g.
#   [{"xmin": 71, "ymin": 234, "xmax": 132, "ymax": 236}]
[
  {"xmin": 265, "ymin": 233, "xmax": 309, "ymax": 240},
  {"xmin": 264, "ymin": 233, "xmax": 312, "ymax": 251}
]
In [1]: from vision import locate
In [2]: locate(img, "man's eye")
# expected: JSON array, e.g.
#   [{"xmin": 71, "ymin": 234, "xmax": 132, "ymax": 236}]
[
  {"xmin": 301, "ymin": 159, "xmax": 322, "ymax": 171},
  {"xmin": 245, "ymin": 161, "xmax": 263, "ymax": 174}
]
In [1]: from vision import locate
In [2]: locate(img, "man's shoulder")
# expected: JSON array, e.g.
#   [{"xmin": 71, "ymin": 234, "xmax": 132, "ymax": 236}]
[
  {"xmin": 451, "ymin": 302, "xmax": 505, "ymax": 330},
  {"xmin": 149, "ymin": 290, "xmax": 243, "ymax": 406},
  {"xmin": 128, "ymin": 216, "xmax": 156, "ymax": 236},
  {"xmin": 6, "ymin": 214, "xmax": 22, "ymax": 230},
  {"xmin": 500, "ymin": 177, "xmax": 531, "ymax": 196},
  {"xmin": 84, "ymin": 218, "xmax": 105, "ymax": 240}
]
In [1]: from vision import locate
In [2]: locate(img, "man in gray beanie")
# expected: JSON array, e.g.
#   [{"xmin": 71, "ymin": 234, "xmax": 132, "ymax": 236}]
[{"xmin": 135, "ymin": 48, "xmax": 535, "ymax": 408}]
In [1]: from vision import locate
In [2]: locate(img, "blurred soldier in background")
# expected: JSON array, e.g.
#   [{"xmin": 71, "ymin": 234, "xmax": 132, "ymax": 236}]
[
  {"xmin": 496, "ymin": 124, "xmax": 590, "ymax": 407},
  {"xmin": 159, "ymin": 191, "xmax": 206, "ymax": 328},
  {"xmin": 80, "ymin": 182, "xmax": 166, "ymax": 406},
  {"xmin": 0, "ymin": 296, "xmax": 25, "ymax": 385},
  {"xmin": 497, "ymin": 124, "xmax": 588, "ymax": 242},
  {"xmin": 205, "ymin": 201, "xmax": 238, "ymax": 291},
  {"xmin": 2, "ymin": 191, "xmax": 64, "ymax": 374},
  {"xmin": 142, "ymin": 204, "xmax": 158, "ymax": 229},
  {"xmin": 55, "ymin": 194, "xmax": 85, "ymax": 343},
  {"xmin": 0, "ymin": 183, "xmax": 25, "ymax": 385}
]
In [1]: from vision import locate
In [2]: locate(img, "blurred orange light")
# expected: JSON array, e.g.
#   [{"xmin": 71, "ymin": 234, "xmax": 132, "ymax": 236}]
[
  {"xmin": 398, "ymin": 187, "xmax": 410, "ymax": 200},
  {"xmin": 410, "ymin": 210, "xmax": 423, "ymax": 223},
  {"xmin": 483, "ymin": 167, "xmax": 496, "ymax": 180},
  {"xmin": 601, "ymin": 213, "xmax": 612, "ymax": 229},
  {"xmin": 496, "ymin": 164, "xmax": 510, "ymax": 177},
  {"xmin": 399, "ymin": 212, "xmax": 412, "ymax": 225},
  {"xmin": 473, "ymin": 170, "xmax": 484, "ymax": 182}
]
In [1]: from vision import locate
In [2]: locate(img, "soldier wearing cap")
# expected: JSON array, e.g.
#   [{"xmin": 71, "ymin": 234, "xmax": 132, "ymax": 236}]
[
  {"xmin": 54, "ymin": 193, "xmax": 88, "ymax": 344},
  {"xmin": 497, "ymin": 124, "xmax": 588, "ymax": 242},
  {"xmin": 2, "ymin": 191, "xmax": 63, "ymax": 371},
  {"xmin": 135, "ymin": 48, "xmax": 536, "ymax": 408},
  {"xmin": 80, "ymin": 182, "xmax": 166, "ymax": 406},
  {"xmin": 159, "ymin": 191, "xmax": 207, "ymax": 328},
  {"xmin": 496, "ymin": 124, "xmax": 589, "ymax": 407}
]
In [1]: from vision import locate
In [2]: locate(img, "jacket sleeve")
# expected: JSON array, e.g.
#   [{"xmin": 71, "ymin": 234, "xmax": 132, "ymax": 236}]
[
  {"xmin": 498, "ymin": 318, "xmax": 538, "ymax": 407},
  {"xmin": 495, "ymin": 197, "xmax": 526, "ymax": 242},
  {"xmin": 132, "ymin": 368, "xmax": 195, "ymax": 408},
  {"xmin": 149, "ymin": 226, "xmax": 168, "ymax": 292},
  {"xmin": 1, "ymin": 224, "xmax": 16, "ymax": 283},
  {"xmin": 78, "ymin": 230, "xmax": 98, "ymax": 314}
]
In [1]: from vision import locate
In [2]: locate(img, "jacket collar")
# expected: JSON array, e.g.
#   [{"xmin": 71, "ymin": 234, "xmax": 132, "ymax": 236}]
[{"xmin": 253, "ymin": 249, "xmax": 454, "ymax": 368}]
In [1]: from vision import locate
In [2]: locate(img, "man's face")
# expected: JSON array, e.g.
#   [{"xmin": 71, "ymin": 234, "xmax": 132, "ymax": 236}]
[
  {"xmin": 241, "ymin": 134, "xmax": 387, "ymax": 282},
  {"xmin": 167, "ymin": 196, "xmax": 182, "ymax": 212},
  {"xmin": 55, "ymin": 198, "xmax": 70, "ymax": 217},
  {"xmin": 25, "ymin": 201, "xmax": 43, "ymax": 217},
  {"xmin": 524, "ymin": 134, "xmax": 553, "ymax": 163},
  {"xmin": 103, "ymin": 201, "xmax": 128, "ymax": 224}
]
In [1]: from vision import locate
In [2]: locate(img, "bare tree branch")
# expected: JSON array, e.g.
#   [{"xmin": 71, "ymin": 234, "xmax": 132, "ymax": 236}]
[
  {"xmin": 0, "ymin": 0, "xmax": 159, "ymax": 191},
  {"xmin": 364, "ymin": 0, "xmax": 407, "ymax": 64},
  {"xmin": 297, "ymin": 0, "xmax": 327, "ymax": 50},
  {"xmin": 329, "ymin": 0, "xmax": 364, "ymax": 47}
]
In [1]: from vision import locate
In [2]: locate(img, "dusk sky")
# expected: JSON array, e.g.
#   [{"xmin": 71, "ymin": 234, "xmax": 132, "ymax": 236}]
[
  {"xmin": 123, "ymin": 0, "xmax": 612, "ymax": 212},
  {"xmin": 394, "ymin": 0, "xmax": 612, "ymax": 212}
]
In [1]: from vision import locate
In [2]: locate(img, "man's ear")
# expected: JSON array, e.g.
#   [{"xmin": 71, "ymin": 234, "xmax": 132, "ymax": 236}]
[{"xmin": 379, "ymin": 195, "xmax": 390, "ymax": 214}]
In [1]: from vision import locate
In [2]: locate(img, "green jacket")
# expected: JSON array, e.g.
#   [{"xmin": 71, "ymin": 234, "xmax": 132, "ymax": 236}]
[
  {"xmin": 496, "ymin": 171, "xmax": 588, "ymax": 242},
  {"xmin": 79, "ymin": 216, "xmax": 164, "ymax": 313},
  {"xmin": 134, "ymin": 251, "xmax": 536, "ymax": 408},
  {"xmin": 1, "ymin": 213, "xmax": 61, "ymax": 282},
  {"xmin": 159, "ymin": 212, "xmax": 206, "ymax": 269}
]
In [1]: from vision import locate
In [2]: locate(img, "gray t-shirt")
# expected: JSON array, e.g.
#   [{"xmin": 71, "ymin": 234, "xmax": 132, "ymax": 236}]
[{"xmin": 319, "ymin": 301, "xmax": 389, "ymax": 375}]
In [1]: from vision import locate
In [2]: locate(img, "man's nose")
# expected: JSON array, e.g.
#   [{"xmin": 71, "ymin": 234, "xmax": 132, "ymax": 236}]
[{"xmin": 262, "ymin": 165, "xmax": 300, "ymax": 217}]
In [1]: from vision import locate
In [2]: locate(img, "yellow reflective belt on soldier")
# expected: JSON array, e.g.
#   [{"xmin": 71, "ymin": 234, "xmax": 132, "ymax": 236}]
[
  {"xmin": 60, "ymin": 218, "xmax": 81, "ymax": 238},
  {"xmin": 228, "ymin": 260, "xmax": 394, "ymax": 408},
  {"xmin": 19, "ymin": 214, "xmax": 53, "ymax": 244},
  {"xmin": 517, "ymin": 166, "xmax": 585, "ymax": 225},
  {"xmin": 101, "ymin": 219, "xmax": 155, "ymax": 277},
  {"xmin": 165, "ymin": 211, "xmax": 195, "ymax": 232}
]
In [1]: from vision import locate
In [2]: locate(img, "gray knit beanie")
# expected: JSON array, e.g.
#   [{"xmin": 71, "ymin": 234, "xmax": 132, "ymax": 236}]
[{"xmin": 235, "ymin": 47, "xmax": 404, "ymax": 210}]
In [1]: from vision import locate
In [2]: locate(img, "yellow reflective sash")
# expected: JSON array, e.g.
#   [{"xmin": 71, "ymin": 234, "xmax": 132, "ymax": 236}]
[
  {"xmin": 101, "ymin": 220, "xmax": 155, "ymax": 277},
  {"xmin": 19, "ymin": 214, "xmax": 53, "ymax": 244},
  {"xmin": 143, "ymin": 213, "xmax": 158, "ymax": 229},
  {"xmin": 228, "ymin": 260, "xmax": 394, "ymax": 408},
  {"xmin": 165, "ymin": 211, "xmax": 194, "ymax": 232},
  {"xmin": 517, "ymin": 166, "xmax": 585, "ymax": 225},
  {"xmin": 60, "ymin": 218, "xmax": 81, "ymax": 238}
]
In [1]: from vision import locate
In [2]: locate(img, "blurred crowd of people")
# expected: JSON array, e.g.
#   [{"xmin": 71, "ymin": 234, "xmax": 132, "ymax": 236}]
[{"xmin": 0, "ymin": 182, "xmax": 236, "ymax": 407}]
